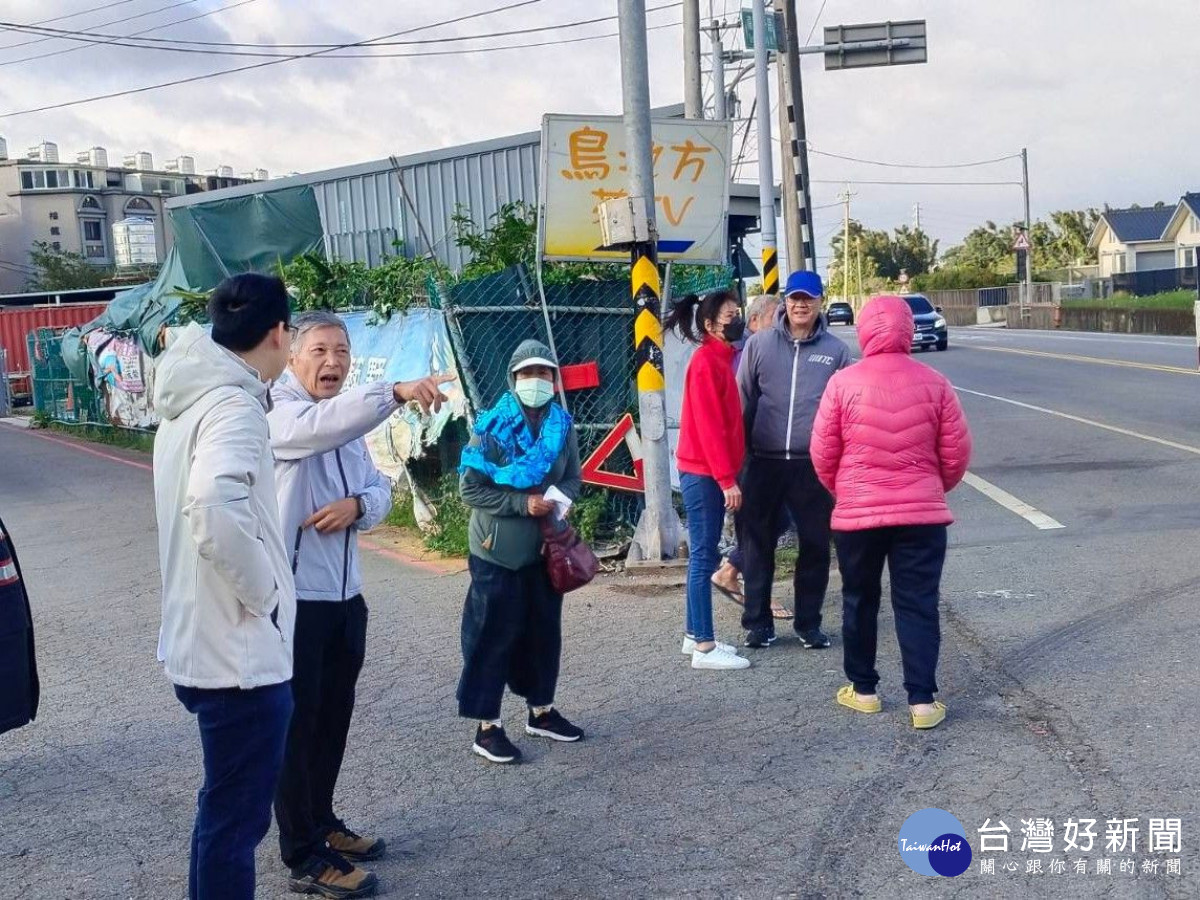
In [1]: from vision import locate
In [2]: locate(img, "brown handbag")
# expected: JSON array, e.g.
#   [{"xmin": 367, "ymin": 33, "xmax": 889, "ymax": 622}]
[{"xmin": 539, "ymin": 516, "xmax": 600, "ymax": 594}]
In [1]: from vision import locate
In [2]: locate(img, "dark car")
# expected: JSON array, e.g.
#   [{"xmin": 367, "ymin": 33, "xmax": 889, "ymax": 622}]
[
  {"xmin": 826, "ymin": 301, "xmax": 854, "ymax": 326},
  {"xmin": 904, "ymin": 294, "xmax": 948, "ymax": 352}
]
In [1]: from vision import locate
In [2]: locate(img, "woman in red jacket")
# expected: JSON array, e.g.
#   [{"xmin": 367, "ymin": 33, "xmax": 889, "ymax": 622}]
[
  {"xmin": 810, "ymin": 295, "xmax": 972, "ymax": 728},
  {"xmin": 667, "ymin": 290, "xmax": 751, "ymax": 671}
]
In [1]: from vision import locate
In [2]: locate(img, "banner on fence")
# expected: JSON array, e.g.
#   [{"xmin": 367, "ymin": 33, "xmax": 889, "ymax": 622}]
[
  {"xmin": 540, "ymin": 114, "xmax": 732, "ymax": 264},
  {"xmin": 339, "ymin": 309, "xmax": 467, "ymax": 482}
]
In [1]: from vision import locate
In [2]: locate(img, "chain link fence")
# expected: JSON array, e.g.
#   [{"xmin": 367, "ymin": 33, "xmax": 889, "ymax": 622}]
[
  {"xmin": 28, "ymin": 328, "xmax": 106, "ymax": 425},
  {"xmin": 432, "ymin": 263, "xmax": 733, "ymax": 541}
]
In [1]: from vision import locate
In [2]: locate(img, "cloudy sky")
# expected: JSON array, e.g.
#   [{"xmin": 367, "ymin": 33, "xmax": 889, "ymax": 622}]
[{"xmin": 0, "ymin": 0, "xmax": 1195, "ymax": 270}]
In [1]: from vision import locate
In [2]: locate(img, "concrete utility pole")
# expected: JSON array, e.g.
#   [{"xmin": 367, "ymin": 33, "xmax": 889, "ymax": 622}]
[
  {"xmin": 708, "ymin": 19, "xmax": 727, "ymax": 119},
  {"xmin": 775, "ymin": 5, "xmax": 801, "ymax": 276},
  {"xmin": 751, "ymin": 0, "xmax": 778, "ymax": 294},
  {"xmin": 913, "ymin": 202, "xmax": 922, "ymax": 230},
  {"xmin": 1022, "ymin": 147, "xmax": 1032, "ymax": 312},
  {"xmin": 683, "ymin": 0, "xmax": 704, "ymax": 119},
  {"xmin": 840, "ymin": 186, "xmax": 853, "ymax": 298},
  {"xmin": 774, "ymin": 0, "xmax": 816, "ymax": 271},
  {"xmin": 617, "ymin": 0, "xmax": 679, "ymax": 562},
  {"xmin": 856, "ymin": 235, "xmax": 864, "ymax": 308}
]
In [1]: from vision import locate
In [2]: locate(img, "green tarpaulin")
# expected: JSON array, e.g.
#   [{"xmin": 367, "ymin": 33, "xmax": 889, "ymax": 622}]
[{"xmin": 61, "ymin": 185, "xmax": 325, "ymax": 380}]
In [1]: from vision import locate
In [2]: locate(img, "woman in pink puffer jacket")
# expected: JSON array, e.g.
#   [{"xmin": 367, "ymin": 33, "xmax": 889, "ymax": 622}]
[{"xmin": 810, "ymin": 295, "xmax": 972, "ymax": 730}]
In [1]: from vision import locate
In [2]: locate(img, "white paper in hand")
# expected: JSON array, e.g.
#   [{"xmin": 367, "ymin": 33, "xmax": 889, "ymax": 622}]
[{"xmin": 544, "ymin": 485, "xmax": 573, "ymax": 521}]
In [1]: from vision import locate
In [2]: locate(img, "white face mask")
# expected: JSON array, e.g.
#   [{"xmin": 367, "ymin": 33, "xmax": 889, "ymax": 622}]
[{"xmin": 514, "ymin": 377, "xmax": 555, "ymax": 408}]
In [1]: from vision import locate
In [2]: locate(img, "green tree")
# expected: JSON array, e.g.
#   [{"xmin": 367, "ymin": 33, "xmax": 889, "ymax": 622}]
[
  {"xmin": 25, "ymin": 241, "xmax": 110, "ymax": 290},
  {"xmin": 452, "ymin": 201, "xmax": 538, "ymax": 279}
]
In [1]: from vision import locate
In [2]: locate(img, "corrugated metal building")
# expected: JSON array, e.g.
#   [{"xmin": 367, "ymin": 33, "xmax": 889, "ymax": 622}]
[{"xmin": 165, "ymin": 107, "xmax": 764, "ymax": 274}]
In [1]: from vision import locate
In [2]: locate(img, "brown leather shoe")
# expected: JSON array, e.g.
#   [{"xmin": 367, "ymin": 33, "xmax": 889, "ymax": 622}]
[
  {"xmin": 326, "ymin": 825, "xmax": 387, "ymax": 862},
  {"xmin": 288, "ymin": 849, "xmax": 378, "ymax": 898}
]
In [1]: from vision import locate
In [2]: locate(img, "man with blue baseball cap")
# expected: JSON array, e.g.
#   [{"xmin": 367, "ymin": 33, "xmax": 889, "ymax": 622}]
[{"xmin": 736, "ymin": 270, "xmax": 851, "ymax": 650}]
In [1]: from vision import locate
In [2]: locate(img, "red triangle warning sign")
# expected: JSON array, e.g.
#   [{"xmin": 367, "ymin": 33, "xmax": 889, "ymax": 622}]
[{"xmin": 580, "ymin": 413, "xmax": 645, "ymax": 493}]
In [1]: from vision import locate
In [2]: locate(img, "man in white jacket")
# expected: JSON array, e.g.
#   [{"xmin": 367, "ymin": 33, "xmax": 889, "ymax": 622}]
[
  {"xmin": 153, "ymin": 274, "xmax": 295, "ymax": 900},
  {"xmin": 269, "ymin": 311, "xmax": 451, "ymax": 899}
]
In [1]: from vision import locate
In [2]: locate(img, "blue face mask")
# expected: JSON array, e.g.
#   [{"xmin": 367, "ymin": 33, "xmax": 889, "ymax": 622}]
[{"xmin": 514, "ymin": 377, "xmax": 555, "ymax": 408}]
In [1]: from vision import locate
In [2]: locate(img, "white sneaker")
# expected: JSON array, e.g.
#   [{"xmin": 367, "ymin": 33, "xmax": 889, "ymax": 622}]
[
  {"xmin": 691, "ymin": 645, "xmax": 751, "ymax": 670},
  {"xmin": 681, "ymin": 636, "xmax": 737, "ymax": 655}
]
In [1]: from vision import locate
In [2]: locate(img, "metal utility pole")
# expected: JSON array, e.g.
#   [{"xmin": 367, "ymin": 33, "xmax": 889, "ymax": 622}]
[
  {"xmin": 617, "ymin": 0, "xmax": 679, "ymax": 562},
  {"xmin": 708, "ymin": 19, "xmax": 727, "ymax": 119},
  {"xmin": 774, "ymin": 0, "xmax": 816, "ymax": 271},
  {"xmin": 683, "ymin": 0, "xmax": 703, "ymax": 118},
  {"xmin": 1022, "ymin": 147, "xmax": 1032, "ymax": 311},
  {"xmin": 751, "ymin": 0, "xmax": 778, "ymax": 294}
]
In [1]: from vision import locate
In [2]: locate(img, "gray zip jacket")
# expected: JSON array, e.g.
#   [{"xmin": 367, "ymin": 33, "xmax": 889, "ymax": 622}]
[
  {"xmin": 738, "ymin": 307, "xmax": 852, "ymax": 460},
  {"xmin": 268, "ymin": 371, "xmax": 398, "ymax": 602}
]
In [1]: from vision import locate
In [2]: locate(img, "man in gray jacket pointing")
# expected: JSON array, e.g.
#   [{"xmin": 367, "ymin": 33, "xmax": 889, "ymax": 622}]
[{"xmin": 269, "ymin": 310, "xmax": 451, "ymax": 899}]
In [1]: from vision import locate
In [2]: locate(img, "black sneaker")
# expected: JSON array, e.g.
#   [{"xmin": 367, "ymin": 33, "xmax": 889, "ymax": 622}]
[
  {"xmin": 797, "ymin": 628, "xmax": 832, "ymax": 649},
  {"xmin": 472, "ymin": 725, "xmax": 522, "ymax": 763},
  {"xmin": 744, "ymin": 629, "xmax": 777, "ymax": 649},
  {"xmin": 526, "ymin": 708, "xmax": 585, "ymax": 742}
]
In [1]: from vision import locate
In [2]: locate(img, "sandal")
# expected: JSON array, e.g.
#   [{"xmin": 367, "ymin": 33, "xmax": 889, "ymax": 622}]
[
  {"xmin": 836, "ymin": 684, "xmax": 881, "ymax": 714},
  {"xmin": 910, "ymin": 701, "xmax": 947, "ymax": 730},
  {"xmin": 771, "ymin": 603, "xmax": 793, "ymax": 620},
  {"xmin": 710, "ymin": 576, "xmax": 746, "ymax": 606}
]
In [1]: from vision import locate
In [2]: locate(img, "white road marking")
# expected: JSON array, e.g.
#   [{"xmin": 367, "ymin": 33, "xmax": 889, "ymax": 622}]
[
  {"xmin": 956, "ymin": 387, "xmax": 1200, "ymax": 457},
  {"xmin": 957, "ymin": 329, "xmax": 1192, "ymax": 349},
  {"xmin": 962, "ymin": 472, "xmax": 1065, "ymax": 531},
  {"xmin": 975, "ymin": 590, "xmax": 1038, "ymax": 600}
]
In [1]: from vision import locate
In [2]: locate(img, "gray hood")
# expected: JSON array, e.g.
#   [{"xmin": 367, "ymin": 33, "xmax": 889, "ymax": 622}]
[{"xmin": 153, "ymin": 323, "xmax": 268, "ymax": 421}]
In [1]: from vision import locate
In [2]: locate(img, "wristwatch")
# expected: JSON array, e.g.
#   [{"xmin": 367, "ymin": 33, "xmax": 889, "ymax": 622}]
[{"xmin": 353, "ymin": 493, "xmax": 366, "ymax": 521}]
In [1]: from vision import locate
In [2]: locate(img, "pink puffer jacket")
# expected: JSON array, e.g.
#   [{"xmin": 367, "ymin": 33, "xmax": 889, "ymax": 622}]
[{"xmin": 810, "ymin": 295, "xmax": 972, "ymax": 531}]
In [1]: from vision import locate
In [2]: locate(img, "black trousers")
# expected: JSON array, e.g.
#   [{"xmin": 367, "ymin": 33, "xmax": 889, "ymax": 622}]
[
  {"xmin": 457, "ymin": 555, "xmax": 563, "ymax": 721},
  {"xmin": 275, "ymin": 596, "xmax": 368, "ymax": 869},
  {"xmin": 740, "ymin": 455, "xmax": 834, "ymax": 635},
  {"xmin": 834, "ymin": 525, "xmax": 947, "ymax": 705}
]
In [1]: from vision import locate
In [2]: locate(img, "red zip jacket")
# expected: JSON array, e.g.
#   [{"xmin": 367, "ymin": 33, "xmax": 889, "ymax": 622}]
[{"xmin": 676, "ymin": 336, "xmax": 745, "ymax": 489}]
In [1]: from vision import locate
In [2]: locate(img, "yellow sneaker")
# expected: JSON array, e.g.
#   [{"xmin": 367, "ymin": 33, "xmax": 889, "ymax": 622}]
[
  {"xmin": 836, "ymin": 684, "xmax": 882, "ymax": 714},
  {"xmin": 911, "ymin": 701, "xmax": 947, "ymax": 730}
]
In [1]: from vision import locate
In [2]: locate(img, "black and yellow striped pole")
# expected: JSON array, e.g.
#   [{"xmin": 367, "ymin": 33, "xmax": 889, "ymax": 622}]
[
  {"xmin": 632, "ymin": 246, "xmax": 664, "ymax": 392},
  {"xmin": 619, "ymin": 0, "xmax": 680, "ymax": 562},
  {"xmin": 761, "ymin": 246, "xmax": 779, "ymax": 296}
]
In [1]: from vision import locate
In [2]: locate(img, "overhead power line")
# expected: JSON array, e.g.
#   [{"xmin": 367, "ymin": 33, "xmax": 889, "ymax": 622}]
[
  {"xmin": 810, "ymin": 179, "xmax": 1022, "ymax": 187},
  {"xmin": 0, "ymin": 2, "xmax": 681, "ymax": 51},
  {"xmin": 2, "ymin": 0, "xmax": 621, "ymax": 118},
  {"xmin": 0, "ymin": 0, "xmax": 262, "ymax": 68},
  {"xmin": 808, "ymin": 147, "xmax": 1023, "ymax": 169},
  {"xmin": 29, "ymin": 0, "xmax": 140, "ymax": 27},
  {"xmin": 804, "ymin": 0, "xmax": 829, "ymax": 45},
  {"xmin": 0, "ymin": 0, "xmax": 199, "ymax": 52}
]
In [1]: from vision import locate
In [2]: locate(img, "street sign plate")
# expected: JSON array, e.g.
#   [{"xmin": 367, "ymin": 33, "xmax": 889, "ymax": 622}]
[
  {"xmin": 1012, "ymin": 231, "xmax": 1031, "ymax": 251},
  {"xmin": 823, "ymin": 20, "xmax": 927, "ymax": 71},
  {"xmin": 741, "ymin": 8, "xmax": 778, "ymax": 51}
]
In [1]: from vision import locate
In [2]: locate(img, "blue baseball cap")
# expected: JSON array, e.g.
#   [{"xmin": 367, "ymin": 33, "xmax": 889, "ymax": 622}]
[{"xmin": 784, "ymin": 270, "xmax": 824, "ymax": 298}]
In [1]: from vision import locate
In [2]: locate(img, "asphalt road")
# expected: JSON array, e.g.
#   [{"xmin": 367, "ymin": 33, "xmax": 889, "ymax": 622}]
[{"xmin": 1, "ymin": 325, "xmax": 1197, "ymax": 899}]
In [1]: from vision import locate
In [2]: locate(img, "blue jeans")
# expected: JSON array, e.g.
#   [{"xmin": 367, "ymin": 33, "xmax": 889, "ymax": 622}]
[
  {"xmin": 175, "ymin": 682, "xmax": 294, "ymax": 900},
  {"xmin": 680, "ymin": 473, "xmax": 727, "ymax": 643}
]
